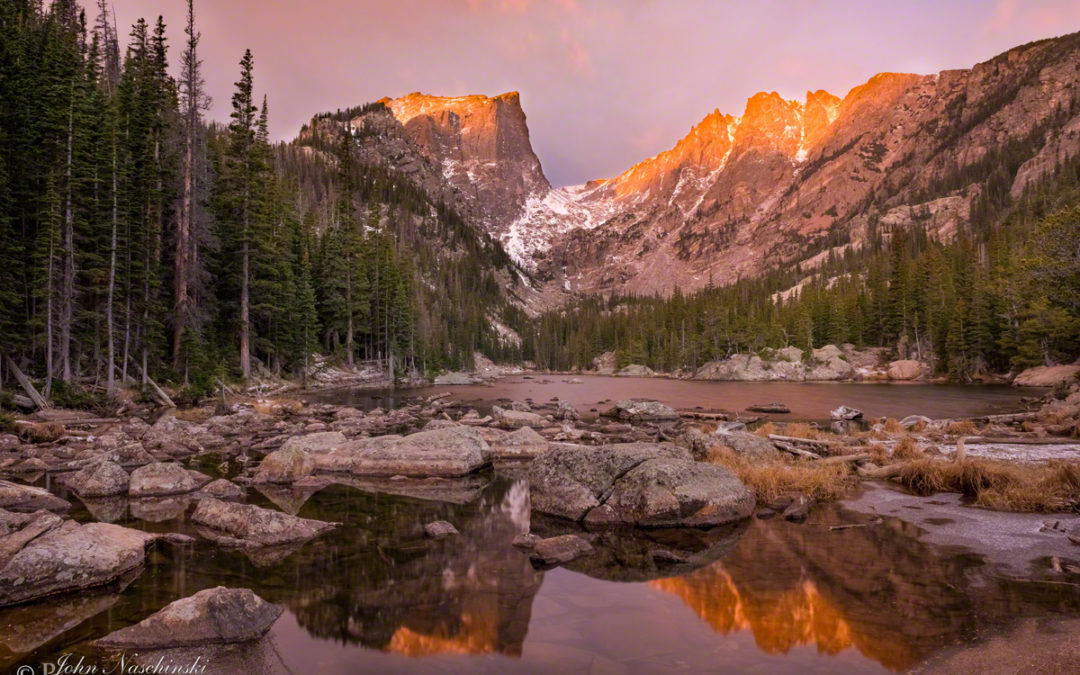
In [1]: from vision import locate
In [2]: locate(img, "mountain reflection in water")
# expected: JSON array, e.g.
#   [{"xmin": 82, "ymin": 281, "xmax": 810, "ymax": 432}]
[{"xmin": 15, "ymin": 474, "xmax": 1080, "ymax": 673}]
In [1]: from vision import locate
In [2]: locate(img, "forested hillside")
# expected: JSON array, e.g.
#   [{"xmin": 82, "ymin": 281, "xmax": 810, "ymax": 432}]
[
  {"xmin": 0, "ymin": 0, "xmax": 522, "ymax": 403},
  {"xmin": 524, "ymin": 161, "xmax": 1080, "ymax": 380}
]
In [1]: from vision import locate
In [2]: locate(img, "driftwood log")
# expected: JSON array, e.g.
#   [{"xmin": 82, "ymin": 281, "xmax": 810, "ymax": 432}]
[{"xmin": 4, "ymin": 355, "xmax": 49, "ymax": 409}]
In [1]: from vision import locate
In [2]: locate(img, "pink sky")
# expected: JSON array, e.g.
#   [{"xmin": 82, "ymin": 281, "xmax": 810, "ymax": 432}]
[{"xmin": 94, "ymin": 0, "xmax": 1080, "ymax": 186}]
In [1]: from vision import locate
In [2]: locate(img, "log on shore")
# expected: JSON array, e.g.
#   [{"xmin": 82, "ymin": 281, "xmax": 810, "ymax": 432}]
[{"xmin": 4, "ymin": 355, "xmax": 49, "ymax": 409}]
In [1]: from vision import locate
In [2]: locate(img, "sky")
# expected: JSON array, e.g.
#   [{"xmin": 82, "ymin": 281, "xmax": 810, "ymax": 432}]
[{"xmin": 91, "ymin": 0, "xmax": 1080, "ymax": 187}]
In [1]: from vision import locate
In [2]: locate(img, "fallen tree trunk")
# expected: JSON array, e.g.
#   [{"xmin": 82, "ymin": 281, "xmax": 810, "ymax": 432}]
[
  {"xmin": 963, "ymin": 436, "xmax": 1080, "ymax": 446},
  {"xmin": 129, "ymin": 357, "xmax": 174, "ymax": 408},
  {"xmin": 858, "ymin": 463, "xmax": 905, "ymax": 479},
  {"xmin": 773, "ymin": 440, "xmax": 822, "ymax": 460},
  {"xmin": 818, "ymin": 453, "xmax": 872, "ymax": 466},
  {"xmin": 982, "ymin": 412, "xmax": 1040, "ymax": 424},
  {"xmin": 769, "ymin": 433, "xmax": 840, "ymax": 448},
  {"xmin": 4, "ymin": 355, "xmax": 49, "ymax": 409}
]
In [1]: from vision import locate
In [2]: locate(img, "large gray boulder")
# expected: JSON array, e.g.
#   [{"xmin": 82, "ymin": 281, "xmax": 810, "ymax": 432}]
[
  {"xmin": 616, "ymin": 364, "xmax": 655, "ymax": 377},
  {"xmin": 191, "ymin": 498, "xmax": 336, "ymax": 548},
  {"xmin": 67, "ymin": 460, "xmax": 129, "ymax": 497},
  {"xmin": 253, "ymin": 447, "xmax": 316, "ymax": 484},
  {"xmin": 608, "ymin": 399, "xmax": 679, "ymax": 422},
  {"xmin": 128, "ymin": 462, "xmax": 201, "ymax": 497},
  {"xmin": 315, "ymin": 426, "xmax": 489, "ymax": 477},
  {"xmin": 95, "ymin": 587, "xmax": 282, "ymax": 649},
  {"xmin": 0, "ymin": 519, "xmax": 154, "ymax": 606},
  {"xmin": 528, "ymin": 443, "xmax": 754, "ymax": 527}
]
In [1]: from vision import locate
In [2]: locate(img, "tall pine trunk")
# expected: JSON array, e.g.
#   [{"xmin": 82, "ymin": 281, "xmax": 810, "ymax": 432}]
[
  {"xmin": 60, "ymin": 85, "xmax": 75, "ymax": 383},
  {"xmin": 106, "ymin": 140, "xmax": 117, "ymax": 392}
]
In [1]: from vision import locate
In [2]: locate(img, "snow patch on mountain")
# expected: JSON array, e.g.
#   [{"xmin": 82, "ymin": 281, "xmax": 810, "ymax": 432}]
[{"xmin": 501, "ymin": 184, "xmax": 617, "ymax": 271}]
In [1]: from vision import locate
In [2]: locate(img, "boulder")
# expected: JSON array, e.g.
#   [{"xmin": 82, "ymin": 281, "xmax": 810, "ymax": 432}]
[
  {"xmin": 1013, "ymin": 364, "xmax": 1080, "ymax": 387},
  {"xmin": 509, "ymin": 400, "xmax": 532, "ymax": 412},
  {"xmin": 201, "ymin": 479, "xmax": 244, "ymax": 501},
  {"xmin": 608, "ymin": 399, "xmax": 679, "ymax": 422},
  {"xmin": 0, "ymin": 520, "xmax": 154, "ymax": 606},
  {"xmin": 592, "ymin": 351, "xmax": 616, "ymax": 375},
  {"xmin": 775, "ymin": 346, "xmax": 804, "ymax": 362},
  {"xmin": 812, "ymin": 345, "xmax": 844, "ymax": 362},
  {"xmin": 0, "ymin": 480, "xmax": 69, "ymax": 513},
  {"xmin": 529, "ymin": 443, "xmax": 754, "ymax": 527},
  {"xmin": 553, "ymin": 401, "xmax": 580, "ymax": 421},
  {"xmin": 278, "ymin": 431, "xmax": 346, "ymax": 455},
  {"xmin": 888, "ymin": 359, "xmax": 925, "ymax": 380},
  {"xmin": 807, "ymin": 356, "xmax": 854, "ymax": 381},
  {"xmin": 489, "ymin": 426, "xmax": 549, "ymax": 459},
  {"xmin": 900, "ymin": 415, "xmax": 933, "ymax": 429},
  {"xmin": 191, "ymin": 498, "xmax": 336, "ymax": 548},
  {"xmin": 95, "ymin": 587, "xmax": 281, "ymax": 649},
  {"xmin": 493, "ymin": 406, "xmax": 547, "ymax": 429},
  {"xmin": 831, "ymin": 405, "xmax": 864, "ymax": 421},
  {"xmin": 128, "ymin": 462, "xmax": 200, "ymax": 497},
  {"xmin": 315, "ymin": 426, "xmax": 489, "ymax": 477},
  {"xmin": 423, "ymin": 520, "xmax": 459, "ymax": 539},
  {"xmin": 253, "ymin": 447, "xmax": 316, "ymax": 484},
  {"xmin": 528, "ymin": 534, "xmax": 593, "ymax": 567},
  {"xmin": 616, "ymin": 364, "xmax": 655, "ymax": 377},
  {"xmin": 711, "ymin": 429, "xmax": 780, "ymax": 459},
  {"xmin": 67, "ymin": 461, "xmax": 129, "ymax": 497}
]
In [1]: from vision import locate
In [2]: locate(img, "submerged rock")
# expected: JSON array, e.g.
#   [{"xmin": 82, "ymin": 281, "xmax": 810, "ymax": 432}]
[
  {"xmin": 201, "ymin": 479, "xmax": 244, "ymax": 501},
  {"xmin": 315, "ymin": 426, "xmax": 489, "ymax": 477},
  {"xmin": 191, "ymin": 498, "xmax": 336, "ymax": 548},
  {"xmin": 0, "ymin": 519, "xmax": 154, "ymax": 607},
  {"xmin": 278, "ymin": 431, "xmax": 346, "ymax": 455},
  {"xmin": 529, "ymin": 442, "xmax": 754, "ymax": 527},
  {"xmin": 608, "ymin": 399, "xmax": 679, "ymax": 422},
  {"xmin": 95, "ymin": 587, "xmax": 282, "ymax": 649},
  {"xmin": 66, "ymin": 460, "xmax": 129, "ymax": 497}
]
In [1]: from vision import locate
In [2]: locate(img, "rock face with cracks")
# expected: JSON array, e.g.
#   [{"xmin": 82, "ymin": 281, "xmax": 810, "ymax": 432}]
[
  {"xmin": 191, "ymin": 498, "xmax": 337, "ymax": 548},
  {"xmin": 253, "ymin": 446, "xmax": 316, "ymax": 484},
  {"xmin": 528, "ymin": 442, "xmax": 754, "ymax": 527},
  {"xmin": 128, "ymin": 462, "xmax": 201, "ymax": 497},
  {"xmin": 314, "ymin": 425, "xmax": 490, "ymax": 477},
  {"xmin": 66, "ymin": 461, "xmax": 129, "ymax": 497}
]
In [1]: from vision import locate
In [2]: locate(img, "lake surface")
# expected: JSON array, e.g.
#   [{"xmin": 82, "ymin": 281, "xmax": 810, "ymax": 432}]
[
  {"xmin": 9, "ymin": 471, "xmax": 1080, "ymax": 674},
  {"xmin": 312, "ymin": 375, "xmax": 1039, "ymax": 422}
]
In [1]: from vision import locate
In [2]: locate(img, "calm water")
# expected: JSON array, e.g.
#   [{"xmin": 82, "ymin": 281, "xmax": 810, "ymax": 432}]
[
  {"xmin": 8, "ymin": 471, "xmax": 1080, "ymax": 674},
  {"xmin": 312, "ymin": 375, "xmax": 1039, "ymax": 422}
]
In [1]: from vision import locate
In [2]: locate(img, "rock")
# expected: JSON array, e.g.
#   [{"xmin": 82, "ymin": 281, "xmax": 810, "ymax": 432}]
[
  {"xmin": 492, "ymin": 406, "xmax": 546, "ymax": 429},
  {"xmin": 316, "ymin": 426, "xmax": 489, "ymax": 477},
  {"xmin": 812, "ymin": 345, "xmax": 844, "ymax": 362},
  {"xmin": 592, "ymin": 351, "xmax": 616, "ymax": 375},
  {"xmin": 806, "ymin": 356, "xmax": 855, "ymax": 381},
  {"xmin": 128, "ymin": 462, "xmax": 200, "ymax": 497},
  {"xmin": 608, "ymin": 399, "xmax": 679, "ymax": 422},
  {"xmin": 95, "ymin": 587, "xmax": 282, "ymax": 649},
  {"xmin": 130, "ymin": 496, "xmax": 191, "ymax": 523},
  {"xmin": 831, "ymin": 405, "xmax": 864, "ymax": 421},
  {"xmin": 433, "ymin": 372, "xmax": 477, "ymax": 385},
  {"xmin": 616, "ymin": 364, "xmax": 656, "ymax": 377},
  {"xmin": 10, "ymin": 457, "xmax": 47, "ymax": 473},
  {"xmin": 553, "ymin": 401, "xmax": 580, "ymax": 421},
  {"xmin": 22, "ymin": 422, "xmax": 64, "ymax": 444},
  {"xmin": 529, "ymin": 442, "xmax": 754, "ymax": 527},
  {"xmin": 422, "ymin": 419, "xmax": 458, "ymax": 431},
  {"xmin": 0, "ymin": 520, "xmax": 154, "ymax": 607},
  {"xmin": 900, "ymin": 415, "xmax": 933, "ymax": 429},
  {"xmin": 775, "ymin": 346, "xmax": 803, "ymax": 362},
  {"xmin": 528, "ymin": 534, "xmax": 593, "ymax": 567},
  {"xmin": 489, "ymin": 426, "xmax": 549, "ymax": 459},
  {"xmin": 888, "ymin": 359, "xmax": 925, "ymax": 380},
  {"xmin": 201, "ymin": 479, "xmax": 244, "ymax": 500},
  {"xmin": 782, "ymin": 495, "xmax": 812, "ymax": 522},
  {"xmin": 191, "ymin": 498, "xmax": 337, "ymax": 548},
  {"xmin": 511, "ymin": 533, "xmax": 541, "ymax": 549},
  {"xmin": 711, "ymin": 429, "xmax": 780, "ymax": 459},
  {"xmin": 253, "ymin": 447, "xmax": 316, "ymax": 484},
  {"xmin": 0, "ymin": 510, "xmax": 64, "ymax": 569},
  {"xmin": 423, "ymin": 520, "xmax": 459, "ymax": 539},
  {"xmin": 67, "ymin": 461, "xmax": 129, "ymax": 497},
  {"xmin": 746, "ymin": 403, "xmax": 790, "ymax": 414},
  {"xmin": 0, "ymin": 480, "xmax": 69, "ymax": 513},
  {"xmin": 1013, "ymin": 364, "xmax": 1080, "ymax": 387},
  {"xmin": 509, "ymin": 400, "xmax": 532, "ymax": 412},
  {"xmin": 278, "ymin": 431, "xmax": 346, "ymax": 455}
]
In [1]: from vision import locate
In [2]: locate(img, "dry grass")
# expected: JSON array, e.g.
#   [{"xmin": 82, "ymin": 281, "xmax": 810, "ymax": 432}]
[
  {"xmin": 754, "ymin": 421, "xmax": 830, "ymax": 440},
  {"xmin": 891, "ymin": 436, "xmax": 925, "ymax": 461},
  {"xmin": 883, "ymin": 418, "xmax": 905, "ymax": 434},
  {"xmin": 706, "ymin": 447, "xmax": 859, "ymax": 503},
  {"xmin": 946, "ymin": 420, "xmax": 980, "ymax": 436},
  {"xmin": 896, "ymin": 458, "xmax": 1080, "ymax": 512}
]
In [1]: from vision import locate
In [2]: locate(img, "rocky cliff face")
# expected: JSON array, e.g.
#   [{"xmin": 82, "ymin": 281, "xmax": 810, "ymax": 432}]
[{"xmin": 315, "ymin": 32, "xmax": 1080, "ymax": 300}]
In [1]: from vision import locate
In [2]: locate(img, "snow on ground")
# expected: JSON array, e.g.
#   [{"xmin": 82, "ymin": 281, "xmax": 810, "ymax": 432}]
[{"xmin": 501, "ymin": 184, "xmax": 618, "ymax": 271}]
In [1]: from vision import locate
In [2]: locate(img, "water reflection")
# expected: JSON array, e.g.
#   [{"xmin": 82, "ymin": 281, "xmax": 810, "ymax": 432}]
[{"xmin": 14, "ymin": 474, "xmax": 1080, "ymax": 673}]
